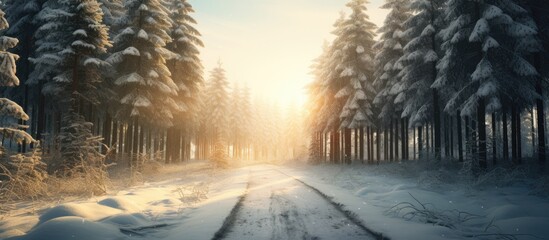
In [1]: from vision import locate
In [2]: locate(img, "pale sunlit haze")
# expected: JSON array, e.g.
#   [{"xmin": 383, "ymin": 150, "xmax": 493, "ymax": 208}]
[{"xmin": 193, "ymin": 0, "xmax": 388, "ymax": 109}]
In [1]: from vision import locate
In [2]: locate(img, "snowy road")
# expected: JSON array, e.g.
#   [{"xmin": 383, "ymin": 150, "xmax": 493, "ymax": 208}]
[{"xmin": 221, "ymin": 166, "xmax": 376, "ymax": 240}]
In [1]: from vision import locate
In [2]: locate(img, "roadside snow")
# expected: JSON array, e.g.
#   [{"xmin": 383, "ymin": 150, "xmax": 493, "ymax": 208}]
[
  {"xmin": 282, "ymin": 162, "xmax": 549, "ymax": 240},
  {"xmin": 0, "ymin": 162, "xmax": 249, "ymax": 240}
]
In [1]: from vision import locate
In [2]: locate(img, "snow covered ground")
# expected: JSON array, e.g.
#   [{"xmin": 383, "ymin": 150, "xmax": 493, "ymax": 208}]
[
  {"xmin": 0, "ymin": 161, "xmax": 249, "ymax": 240},
  {"xmin": 1, "ymin": 161, "xmax": 548, "ymax": 240},
  {"xmin": 283, "ymin": 162, "xmax": 549, "ymax": 240}
]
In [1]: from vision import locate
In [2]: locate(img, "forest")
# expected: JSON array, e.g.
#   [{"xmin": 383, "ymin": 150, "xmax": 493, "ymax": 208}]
[
  {"xmin": 0, "ymin": 0, "xmax": 548, "ymax": 239},
  {"xmin": 0, "ymin": 0, "xmax": 306, "ymax": 200},
  {"xmin": 307, "ymin": 0, "xmax": 549, "ymax": 175}
]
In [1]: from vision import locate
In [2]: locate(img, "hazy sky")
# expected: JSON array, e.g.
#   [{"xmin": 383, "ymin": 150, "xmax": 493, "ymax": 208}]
[{"xmin": 192, "ymin": 0, "xmax": 388, "ymax": 108}]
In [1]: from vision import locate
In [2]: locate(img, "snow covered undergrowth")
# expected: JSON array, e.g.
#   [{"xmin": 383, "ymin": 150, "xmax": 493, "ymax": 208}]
[
  {"xmin": 0, "ymin": 161, "xmax": 250, "ymax": 240},
  {"xmin": 282, "ymin": 162, "xmax": 549, "ymax": 240}
]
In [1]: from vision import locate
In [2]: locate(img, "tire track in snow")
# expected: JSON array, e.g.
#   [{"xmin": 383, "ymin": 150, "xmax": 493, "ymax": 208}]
[
  {"xmin": 219, "ymin": 166, "xmax": 380, "ymax": 240},
  {"xmin": 273, "ymin": 167, "xmax": 389, "ymax": 240}
]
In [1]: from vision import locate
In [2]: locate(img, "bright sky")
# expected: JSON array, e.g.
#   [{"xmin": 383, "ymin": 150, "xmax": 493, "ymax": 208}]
[{"xmin": 192, "ymin": 0, "xmax": 388, "ymax": 108}]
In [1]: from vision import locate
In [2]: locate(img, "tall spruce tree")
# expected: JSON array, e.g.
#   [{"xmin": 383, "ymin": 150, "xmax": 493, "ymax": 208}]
[
  {"xmin": 31, "ymin": 0, "xmax": 111, "ymax": 169},
  {"xmin": 107, "ymin": 0, "xmax": 180, "ymax": 128},
  {"xmin": 398, "ymin": 0, "xmax": 445, "ymax": 127},
  {"xmin": 373, "ymin": 0, "xmax": 410, "ymax": 123},
  {"xmin": 435, "ymin": 0, "xmax": 540, "ymax": 169},
  {"xmin": 164, "ymin": 0, "xmax": 203, "ymax": 161}
]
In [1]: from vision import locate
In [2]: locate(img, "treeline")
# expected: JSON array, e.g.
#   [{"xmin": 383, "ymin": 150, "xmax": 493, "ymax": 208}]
[
  {"xmin": 0, "ymin": 0, "xmax": 206, "ymax": 174},
  {"xmin": 196, "ymin": 63, "xmax": 307, "ymax": 164},
  {"xmin": 0, "ymin": 0, "xmax": 306, "ymax": 177},
  {"xmin": 307, "ymin": 0, "xmax": 549, "ymax": 173}
]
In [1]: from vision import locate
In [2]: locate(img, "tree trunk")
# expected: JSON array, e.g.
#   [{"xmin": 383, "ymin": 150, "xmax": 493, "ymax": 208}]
[
  {"xmin": 512, "ymin": 106, "xmax": 518, "ymax": 163},
  {"xmin": 517, "ymin": 110, "xmax": 522, "ymax": 164},
  {"xmin": 502, "ymin": 110, "xmax": 509, "ymax": 161},
  {"xmin": 373, "ymin": 128, "xmax": 378, "ymax": 164},
  {"xmin": 492, "ymin": 113, "xmax": 497, "ymax": 166},
  {"xmin": 457, "ymin": 112, "xmax": 463, "ymax": 162},
  {"xmin": 400, "ymin": 118, "xmax": 408, "ymax": 160},
  {"xmin": 103, "ymin": 113, "xmax": 112, "ymax": 148},
  {"xmin": 359, "ymin": 127, "xmax": 364, "ymax": 162},
  {"xmin": 478, "ymin": 98, "xmax": 487, "ymax": 170},
  {"xmin": 389, "ymin": 120, "xmax": 394, "ymax": 161},
  {"xmin": 418, "ymin": 126, "xmax": 423, "ymax": 159},
  {"xmin": 395, "ymin": 119, "xmax": 399, "ymax": 161},
  {"xmin": 433, "ymin": 89, "xmax": 442, "ymax": 160}
]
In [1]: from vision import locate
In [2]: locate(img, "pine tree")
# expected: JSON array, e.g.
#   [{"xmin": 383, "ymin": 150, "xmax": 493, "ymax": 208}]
[
  {"xmin": 373, "ymin": 0, "xmax": 410, "ymax": 123},
  {"xmin": 329, "ymin": 0, "xmax": 377, "ymax": 162},
  {"xmin": 0, "ymin": 8, "xmax": 34, "ymax": 150},
  {"xmin": 435, "ymin": 0, "xmax": 540, "ymax": 169},
  {"xmin": 32, "ymin": 0, "xmax": 111, "ymax": 106},
  {"xmin": 398, "ymin": 0, "xmax": 445, "ymax": 132},
  {"xmin": 203, "ymin": 62, "xmax": 230, "ymax": 140},
  {"xmin": 107, "ymin": 0, "xmax": 180, "ymax": 128},
  {"xmin": 164, "ymin": 0, "xmax": 203, "ymax": 161}
]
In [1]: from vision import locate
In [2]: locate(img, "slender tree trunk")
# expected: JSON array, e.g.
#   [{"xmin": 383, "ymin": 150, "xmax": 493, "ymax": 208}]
[
  {"xmin": 359, "ymin": 127, "xmax": 364, "ymax": 162},
  {"xmin": 401, "ymin": 118, "xmax": 406, "ymax": 161},
  {"xmin": 502, "ymin": 110, "xmax": 509, "ymax": 161},
  {"xmin": 478, "ymin": 98, "xmax": 487, "ymax": 170},
  {"xmin": 512, "ymin": 106, "xmax": 518, "ymax": 163},
  {"xmin": 354, "ymin": 128, "xmax": 358, "ymax": 160},
  {"xmin": 389, "ymin": 120, "xmax": 394, "ymax": 161},
  {"xmin": 395, "ymin": 119, "xmax": 399, "ymax": 161},
  {"xmin": 517, "ymin": 109, "xmax": 522, "ymax": 164},
  {"xmin": 465, "ymin": 116, "xmax": 470, "ymax": 157},
  {"xmin": 373, "ymin": 128, "xmax": 378, "ymax": 164},
  {"xmin": 36, "ymin": 91, "xmax": 46, "ymax": 142},
  {"xmin": 384, "ymin": 127, "xmax": 388, "ymax": 161},
  {"xmin": 133, "ymin": 119, "xmax": 140, "ymax": 168},
  {"xmin": 457, "ymin": 112, "xmax": 463, "ymax": 162},
  {"xmin": 425, "ymin": 123, "xmax": 431, "ymax": 157},
  {"xmin": 103, "ymin": 113, "xmax": 112, "ymax": 149},
  {"xmin": 531, "ymin": 109, "xmax": 536, "ymax": 158},
  {"xmin": 434, "ymin": 90, "xmax": 442, "ymax": 160},
  {"xmin": 492, "ymin": 113, "xmax": 497, "ymax": 166},
  {"xmin": 444, "ymin": 115, "xmax": 449, "ymax": 158},
  {"xmin": 418, "ymin": 126, "xmax": 423, "ymax": 159}
]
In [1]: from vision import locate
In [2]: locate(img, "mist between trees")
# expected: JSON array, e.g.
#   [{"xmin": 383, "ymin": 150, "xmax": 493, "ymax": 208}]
[{"xmin": 0, "ymin": 0, "xmax": 307, "ymax": 202}]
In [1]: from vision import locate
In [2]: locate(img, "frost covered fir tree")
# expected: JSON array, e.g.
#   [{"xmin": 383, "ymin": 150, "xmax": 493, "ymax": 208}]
[
  {"xmin": 330, "ymin": 0, "xmax": 377, "ymax": 162},
  {"xmin": 0, "ymin": 8, "xmax": 34, "ymax": 151},
  {"xmin": 108, "ymin": 0, "xmax": 180, "ymax": 129},
  {"xmin": 396, "ymin": 0, "xmax": 445, "ymax": 156},
  {"xmin": 435, "ymin": 0, "xmax": 540, "ymax": 169},
  {"xmin": 32, "ymin": 0, "xmax": 111, "ymax": 104},
  {"xmin": 31, "ymin": 0, "xmax": 111, "ymax": 171},
  {"xmin": 203, "ymin": 62, "xmax": 230, "ymax": 140},
  {"xmin": 373, "ymin": 0, "xmax": 410, "ymax": 123},
  {"xmin": 164, "ymin": 0, "xmax": 204, "ymax": 162}
]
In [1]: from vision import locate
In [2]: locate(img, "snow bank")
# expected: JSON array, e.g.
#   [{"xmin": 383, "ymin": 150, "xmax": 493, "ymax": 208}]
[
  {"xmin": 1, "ymin": 162, "xmax": 250, "ymax": 240},
  {"xmin": 282, "ymin": 163, "xmax": 549, "ymax": 240}
]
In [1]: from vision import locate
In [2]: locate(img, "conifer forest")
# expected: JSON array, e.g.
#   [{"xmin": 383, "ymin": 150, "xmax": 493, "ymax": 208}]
[{"xmin": 0, "ymin": 0, "xmax": 548, "ymax": 240}]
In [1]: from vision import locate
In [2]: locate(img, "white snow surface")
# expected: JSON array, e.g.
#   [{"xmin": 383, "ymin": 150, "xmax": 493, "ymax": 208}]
[
  {"xmin": 1, "ymin": 161, "xmax": 249, "ymax": 240},
  {"xmin": 1, "ymin": 161, "xmax": 547, "ymax": 240}
]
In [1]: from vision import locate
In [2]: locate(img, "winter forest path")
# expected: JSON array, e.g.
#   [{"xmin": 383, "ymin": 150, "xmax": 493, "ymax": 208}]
[{"xmin": 219, "ymin": 166, "xmax": 377, "ymax": 240}]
